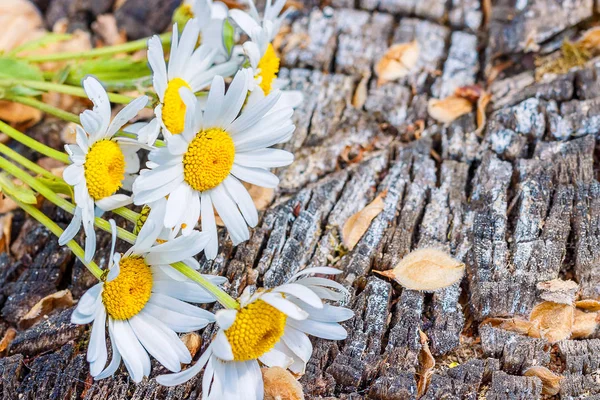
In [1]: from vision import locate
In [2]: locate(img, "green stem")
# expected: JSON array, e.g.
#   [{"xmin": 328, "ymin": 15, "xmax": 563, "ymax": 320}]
[
  {"xmin": 112, "ymin": 207, "xmax": 140, "ymax": 223},
  {"xmin": 8, "ymin": 197, "xmax": 103, "ymax": 279},
  {"xmin": 171, "ymin": 262, "xmax": 239, "ymax": 309},
  {"xmin": 9, "ymin": 96, "xmax": 166, "ymax": 148},
  {"xmin": 0, "ymin": 157, "xmax": 237, "ymax": 308},
  {"xmin": 0, "ymin": 120, "xmax": 70, "ymax": 163},
  {"xmin": 2, "ymin": 80, "xmax": 135, "ymax": 105},
  {"xmin": 0, "ymin": 142, "xmax": 56, "ymax": 179},
  {"xmin": 20, "ymin": 33, "xmax": 171, "ymax": 63}
]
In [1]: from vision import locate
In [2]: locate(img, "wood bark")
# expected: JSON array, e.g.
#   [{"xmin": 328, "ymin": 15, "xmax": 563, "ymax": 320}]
[{"xmin": 2, "ymin": 0, "xmax": 600, "ymax": 398}]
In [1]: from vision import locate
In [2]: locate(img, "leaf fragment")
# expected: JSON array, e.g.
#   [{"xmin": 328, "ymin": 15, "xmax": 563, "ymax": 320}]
[
  {"xmin": 0, "ymin": 212, "xmax": 13, "ymax": 254},
  {"xmin": 376, "ymin": 248, "xmax": 465, "ymax": 291},
  {"xmin": 417, "ymin": 330, "xmax": 435, "ymax": 396},
  {"xmin": 181, "ymin": 332, "xmax": 202, "ymax": 358},
  {"xmin": 262, "ymin": 367, "xmax": 304, "ymax": 400},
  {"xmin": 571, "ymin": 309, "xmax": 599, "ymax": 339},
  {"xmin": 575, "ymin": 299, "xmax": 600, "ymax": 312},
  {"xmin": 481, "ymin": 317, "xmax": 540, "ymax": 337},
  {"xmin": 18, "ymin": 289, "xmax": 74, "ymax": 330},
  {"xmin": 529, "ymin": 301, "xmax": 574, "ymax": 343},
  {"xmin": 0, "ymin": 327, "xmax": 16, "ymax": 354},
  {"xmin": 537, "ymin": 279, "xmax": 579, "ymax": 305},
  {"xmin": 375, "ymin": 41, "xmax": 419, "ymax": 84},
  {"xmin": 427, "ymin": 96, "xmax": 473, "ymax": 123},
  {"xmin": 342, "ymin": 190, "xmax": 387, "ymax": 250},
  {"xmin": 523, "ymin": 366, "xmax": 563, "ymax": 396}
]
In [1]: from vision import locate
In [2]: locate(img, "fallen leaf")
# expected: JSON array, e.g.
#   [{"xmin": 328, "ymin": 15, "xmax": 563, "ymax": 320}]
[
  {"xmin": 0, "ymin": 328, "xmax": 16, "ymax": 354},
  {"xmin": 427, "ymin": 96, "xmax": 473, "ymax": 124},
  {"xmin": 417, "ymin": 330, "xmax": 435, "ymax": 396},
  {"xmin": 455, "ymin": 85, "xmax": 483, "ymax": 103},
  {"xmin": 575, "ymin": 299, "xmax": 600, "ymax": 312},
  {"xmin": 523, "ymin": 366, "xmax": 563, "ymax": 396},
  {"xmin": 342, "ymin": 190, "xmax": 387, "ymax": 250},
  {"xmin": 353, "ymin": 75, "xmax": 369, "ymax": 108},
  {"xmin": 537, "ymin": 279, "xmax": 579, "ymax": 305},
  {"xmin": 481, "ymin": 317, "xmax": 540, "ymax": 337},
  {"xmin": 262, "ymin": 367, "xmax": 304, "ymax": 400},
  {"xmin": 476, "ymin": 91, "xmax": 492, "ymax": 132},
  {"xmin": 577, "ymin": 26, "xmax": 600, "ymax": 51},
  {"xmin": 0, "ymin": 100, "xmax": 42, "ymax": 128},
  {"xmin": 376, "ymin": 248, "xmax": 465, "ymax": 291},
  {"xmin": 0, "ymin": 134, "xmax": 8, "ymax": 144},
  {"xmin": 60, "ymin": 122, "xmax": 79, "ymax": 144},
  {"xmin": 571, "ymin": 309, "xmax": 599, "ymax": 339},
  {"xmin": 529, "ymin": 301, "xmax": 574, "ymax": 343},
  {"xmin": 92, "ymin": 14, "xmax": 127, "ymax": 47},
  {"xmin": 18, "ymin": 289, "xmax": 74, "ymax": 330},
  {"xmin": 0, "ymin": 213, "xmax": 13, "ymax": 254},
  {"xmin": 0, "ymin": 0, "xmax": 44, "ymax": 52},
  {"xmin": 0, "ymin": 194, "xmax": 18, "ymax": 213},
  {"xmin": 181, "ymin": 332, "xmax": 202, "ymax": 358},
  {"xmin": 375, "ymin": 41, "xmax": 419, "ymax": 85}
]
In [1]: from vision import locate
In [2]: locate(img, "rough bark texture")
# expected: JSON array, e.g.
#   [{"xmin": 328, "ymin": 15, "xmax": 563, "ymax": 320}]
[{"xmin": 3, "ymin": 0, "xmax": 600, "ymax": 399}]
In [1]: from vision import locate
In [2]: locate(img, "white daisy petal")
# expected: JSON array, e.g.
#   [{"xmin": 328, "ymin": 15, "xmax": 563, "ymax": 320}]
[
  {"xmin": 287, "ymin": 318, "xmax": 348, "ymax": 340},
  {"xmin": 164, "ymin": 183, "xmax": 192, "ymax": 228},
  {"xmin": 95, "ymin": 331, "xmax": 122, "ymax": 380},
  {"xmin": 212, "ymin": 330, "xmax": 234, "ymax": 361},
  {"xmin": 282, "ymin": 326, "xmax": 312, "ymax": 363},
  {"xmin": 201, "ymin": 192, "xmax": 219, "ymax": 259},
  {"xmin": 272, "ymin": 283, "xmax": 323, "ymax": 308},
  {"xmin": 87, "ymin": 305, "xmax": 107, "ymax": 365},
  {"xmin": 148, "ymin": 35, "xmax": 168, "ymax": 101},
  {"xmin": 59, "ymin": 207, "xmax": 82, "ymax": 245},
  {"xmin": 167, "ymin": 24, "xmax": 180, "ymax": 80},
  {"xmin": 210, "ymin": 185, "xmax": 249, "ymax": 245},
  {"xmin": 258, "ymin": 347, "xmax": 293, "ymax": 368},
  {"xmin": 111, "ymin": 319, "xmax": 150, "ymax": 383},
  {"xmin": 203, "ymin": 76, "xmax": 226, "ymax": 128},
  {"xmin": 230, "ymin": 9, "xmax": 261, "ymax": 37},
  {"xmin": 230, "ymin": 164, "xmax": 279, "ymax": 188},
  {"xmin": 227, "ymin": 90, "xmax": 281, "ymax": 135},
  {"xmin": 82, "ymin": 76, "xmax": 111, "ymax": 138},
  {"xmin": 129, "ymin": 314, "xmax": 184, "ymax": 372},
  {"xmin": 215, "ymin": 309, "xmax": 238, "ymax": 330},
  {"xmin": 95, "ymin": 194, "xmax": 132, "ymax": 212},
  {"xmin": 107, "ymin": 96, "xmax": 149, "ymax": 137},
  {"xmin": 261, "ymin": 292, "xmax": 309, "ymax": 320},
  {"xmin": 219, "ymin": 70, "xmax": 248, "ymax": 127},
  {"xmin": 156, "ymin": 345, "xmax": 213, "ymax": 387},
  {"xmin": 234, "ymin": 148, "xmax": 294, "ymax": 169},
  {"xmin": 290, "ymin": 266, "xmax": 343, "ymax": 280},
  {"xmin": 133, "ymin": 176, "xmax": 184, "ymax": 205},
  {"xmin": 222, "ymin": 176, "xmax": 258, "ymax": 227}
]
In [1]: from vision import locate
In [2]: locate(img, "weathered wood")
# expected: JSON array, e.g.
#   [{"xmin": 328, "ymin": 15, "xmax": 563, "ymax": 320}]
[{"xmin": 4, "ymin": 0, "xmax": 600, "ymax": 398}]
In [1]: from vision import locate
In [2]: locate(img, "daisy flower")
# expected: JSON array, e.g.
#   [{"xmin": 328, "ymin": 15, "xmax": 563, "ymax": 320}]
[
  {"xmin": 156, "ymin": 267, "xmax": 354, "ymax": 397},
  {"xmin": 59, "ymin": 76, "xmax": 148, "ymax": 262},
  {"xmin": 72, "ymin": 221, "xmax": 225, "ymax": 383},
  {"xmin": 132, "ymin": 69, "xmax": 295, "ymax": 259},
  {"xmin": 183, "ymin": 0, "xmax": 232, "ymax": 63},
  {"xmin": 230, "ymin": 0, "xmax": 302, "ymax": 108},
  {"xmin": 136, "ymin": 19, "xmax": 241, "ymax": 145}
]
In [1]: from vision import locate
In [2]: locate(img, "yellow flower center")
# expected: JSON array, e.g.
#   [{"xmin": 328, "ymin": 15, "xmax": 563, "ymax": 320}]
[
  {"xmin": 102, "ymin": 256, "xmax": 153, "ymax": 320},
  {"xmin": 182, "ymin": 128, "xmax": 235, "ymax": 192},
  {"xmin": 83, "ymin": 140, "xmax": 125, "ymax": 200},
  {"xmin": 225, "ymin": 299, "xmax": 287, "ymax": 361},
  {"xmin": 162, "ymin": 78, "xmax": 192, "ymax": 134},
  {"xmin": 256, "ymin": 44, "xmax": 280, "ymax": 95}
]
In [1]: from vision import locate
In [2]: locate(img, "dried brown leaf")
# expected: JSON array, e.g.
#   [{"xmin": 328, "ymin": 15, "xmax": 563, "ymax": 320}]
[
  {"xmin": 18, "ymin": 289, "xmax": 74, "ymax": 330},
  {"xmin": 0, "ymin": 101, "xmax": 42, "ymax": 128},
  {"xmin": 92, "ymin": 14, "xmax": 126, "ymax": 47},
  {"xmin": 455, "ymin": 85, "xmax": 483, "ymax": 103},
  {"xmin": 375, "ymin": 41, "xmax": 419, "ymax": 84},
  {"xmin": 376, "ymin": 248, "xmax": 465, "ymax": 291},
  {"xmin": 60, "ymin": 122, "xmax": 79, "ymax": 144},
  {"xmin": 342, "ymin": 190, "xmax": 387, "ymax": 250},
  {"xmin": 529, "ymin": 301, "xmax": 574, "ymax": 343},
  {"xmin": 481, "ymin": 317, "xmax": 540, "ymax": 336},
  {"xmin": 262, "ymin": 367, "xmax": 304, "ymax": 400},
  {"xmin": 353, "ymin": 75, "xmax": 369, "ymax": 108},
  {"xmin": 575, "ymin": 299, "xmax": 600, "ymax": 311},
  {"xmin": 181, "ymin": 332, "xmax": 202, "ymax": 358},
  {"xmin": 476, "ymin": 91, "xmax": 492, "ymax": 132},
  {"xmin": 571, "ymin": 309, "xmax": 600, "ymax": 339},
  {"xmin": 577, "ymin": 26, "xmax": 600, "ymax": 51},
  {"xmin": 0, "ymin": 0, "xmax": 44, "ymax": 52},
  {"xmin": 427, "ymin": 96, "xmax": 473, "ymax": 124},
  {"xmin": 0, "ymin": 194, "xmax": 18, "ymax": 214},
  {"xmin": 523, "ymin": 366, "xmax": 563, "ymax": 396},
  {"xmin": 417, "ymin": 330, "xmax": 435, "ymax": 396},
  {"xmin": 0, "ymin": 213, "xmax": 13, "ymax": 254},
  {"xmin": 0, "ymin": 328, "xmax": 16, "ymax": 354}
]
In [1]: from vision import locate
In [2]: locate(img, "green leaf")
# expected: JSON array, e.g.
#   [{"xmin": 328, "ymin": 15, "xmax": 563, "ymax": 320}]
[
  {"xmin": 8, "ymin": 33, "xmax": 72, "ymax": 57},
  {"xmin": 0, "ymin": 173, "xmax": 37, "ymax": 204},
  {"xmin": 37, "ymin": 176, "xmax": 74, "ymax": 199},
  {"xmin": 0, "ymin": 58, "xmax": 44, "ymax": 81},
  {"xmin": 8, "ymin": 85, "xmax": 44, "ymax": 97},
  {"xmin": 223, "ymin": 20, "xmax": 235, "ymax": 55}
]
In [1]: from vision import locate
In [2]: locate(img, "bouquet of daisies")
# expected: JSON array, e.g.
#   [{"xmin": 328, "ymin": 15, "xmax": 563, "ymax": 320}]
[{"xmin": 0, "ymin": 0, "xmax": 352, "ymax": 398}]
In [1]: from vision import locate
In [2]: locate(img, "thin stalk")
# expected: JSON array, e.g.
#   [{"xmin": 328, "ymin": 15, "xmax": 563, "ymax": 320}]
[
  {"xmin": 9, "ymin": 97, "xmax": 166, "ymax": 147},
  {"xmin": 0, "ymin": 120, "xmax": 70, "ymax": 163},
  {"xmin": 20, "ymin": 33, "xmax": 171, "ymax": 63},
  {"xmin": 0, "ymin": 157, "xmax": 237, "ymax": 308},
  {"xmin": 171, "ymin": 261, "xmax": 239, "ymax": 309},
  {"xmin": 8, "ymin": 197, "xmax": 103, "ymax": 279},
  {"xmin": 3, "ymin": 79, "xmax": 135, "ymax": 105},
  {"xmin": 0, "ymin": 142, "xmax": 56, "ymax": 179}
]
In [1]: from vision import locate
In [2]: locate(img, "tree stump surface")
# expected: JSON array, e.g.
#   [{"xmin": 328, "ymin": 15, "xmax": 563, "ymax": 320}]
[{"xmin": 2, "ymin": 0, "xmax": 600, "ymax": 399}]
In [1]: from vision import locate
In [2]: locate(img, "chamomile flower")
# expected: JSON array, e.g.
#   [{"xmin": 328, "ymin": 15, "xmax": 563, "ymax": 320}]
[
  {"xmin": 59, "ymin": 76, "xmax": 148, "ymax": 262},
  {"xmin": 132, "ymin": 69, "xmax": 295, "ymax": 259},
  {"xmin": 137, "ymin": 20, "xmax": 241, "ymax": 145},
  {"xmin": 156, "ymin": 267, "xmax": 353, "ymax": 398},
  {"xmin": 183, "ymin": 0, "xmax": 232, "ymax": 62},
  {"xmin": 230, "ymin": 0, "xmax": 302, "ymax": 108},
  {"xmin": 72, "ymin": 222, "xmax": 225, "ymax": 383}
]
